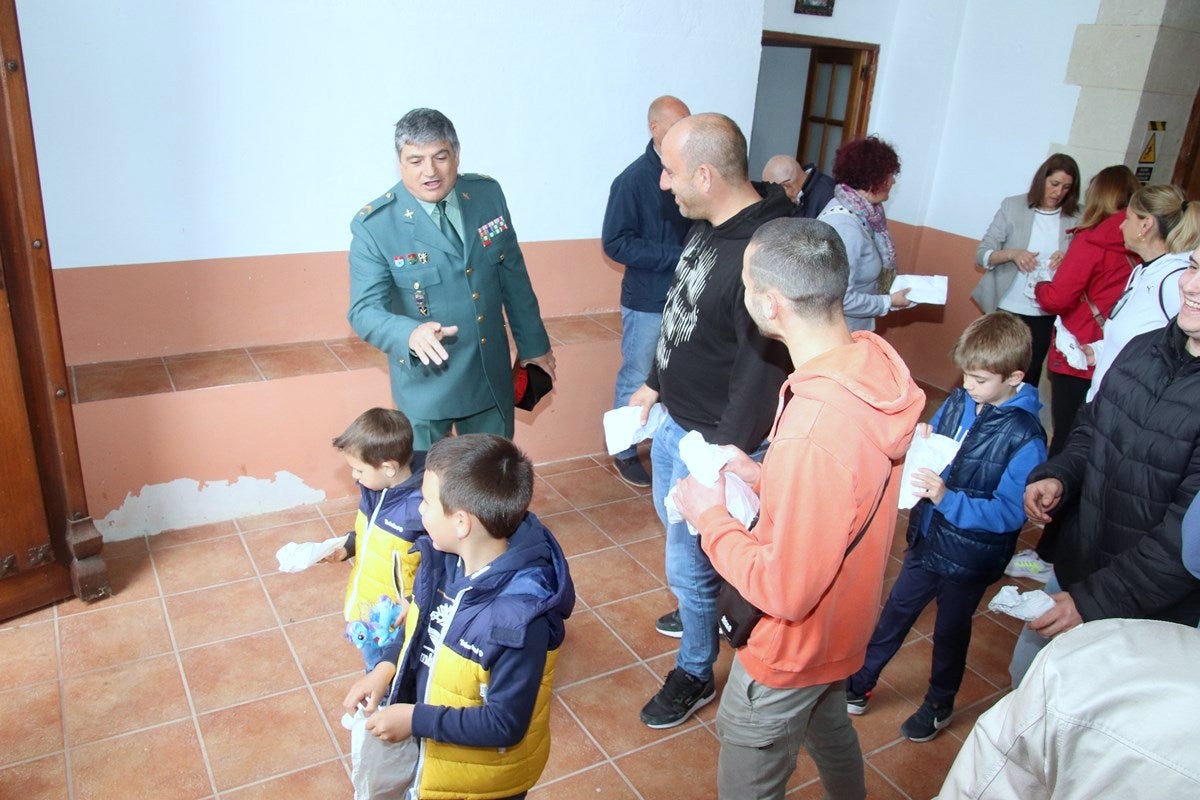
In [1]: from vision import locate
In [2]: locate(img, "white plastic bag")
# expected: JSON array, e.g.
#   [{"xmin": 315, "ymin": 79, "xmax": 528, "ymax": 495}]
[{"xmin": 344, "ymin": 707, "xmax": 417, "ymax": 800}]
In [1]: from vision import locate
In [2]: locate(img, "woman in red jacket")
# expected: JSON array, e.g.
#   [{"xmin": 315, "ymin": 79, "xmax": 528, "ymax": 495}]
[{"xmin": 1034, "ymin": 165, "xmax": 1140, "ymax": 456}]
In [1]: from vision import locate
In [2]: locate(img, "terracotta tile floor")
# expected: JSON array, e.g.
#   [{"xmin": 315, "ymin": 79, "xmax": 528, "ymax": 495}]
[
  {"xmin": 69, "ymin": 312, "xmax": 623, "ymax": 403},
  {"xmin": 0, "ymin": 444, "xmax": 1047, "ymax": 799}
]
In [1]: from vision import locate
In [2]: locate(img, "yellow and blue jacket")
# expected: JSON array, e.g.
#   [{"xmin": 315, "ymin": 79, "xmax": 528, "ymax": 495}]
[
  {"xmin": 382, "ymin": 512, "xmax": 574, "ymax": 799},
  {"xmin": 342, "ymin": 453, "xmax": 425, "ymax": 668}
]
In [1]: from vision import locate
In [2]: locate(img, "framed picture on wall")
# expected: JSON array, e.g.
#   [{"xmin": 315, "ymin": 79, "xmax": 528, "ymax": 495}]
[{"xmin": 795, "ymin": 0, "xmax": 834, "ymax": 16}]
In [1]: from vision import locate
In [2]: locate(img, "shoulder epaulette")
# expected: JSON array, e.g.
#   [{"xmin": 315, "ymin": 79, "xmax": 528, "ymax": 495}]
[{"xmin": 356, "ymin": 189, "xmax": 399, "ymax": 220}]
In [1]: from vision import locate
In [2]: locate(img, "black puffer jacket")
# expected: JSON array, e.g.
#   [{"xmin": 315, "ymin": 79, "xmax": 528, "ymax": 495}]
[{"xmin": 1029, "ymin": 321, "xmax": 1200, "ymax": 625}]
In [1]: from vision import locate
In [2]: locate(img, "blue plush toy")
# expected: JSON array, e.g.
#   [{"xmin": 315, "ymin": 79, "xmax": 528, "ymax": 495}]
[{"xmin": 346, "ymin": 595, "xmax": 406, "ymax": 666}]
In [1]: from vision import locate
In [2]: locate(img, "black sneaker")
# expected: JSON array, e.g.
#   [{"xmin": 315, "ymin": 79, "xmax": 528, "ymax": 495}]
[
  {"xmin": 655, "ymin": 608, "xmax": 683, "ymax": 638},
  {"xmin": 900, "ymin": 701, "xmax": 953, "ymax": 742},
  {"xmin": 845, "ymin": 684, "xmax": 871, "ymax": 716},
  {"xmin": 614, "ymin": 455, "xmax": 652, "ymax": 487},
  {"xmin": 640, "ymin": 668, "xmax": 716, "ymax": 729}
]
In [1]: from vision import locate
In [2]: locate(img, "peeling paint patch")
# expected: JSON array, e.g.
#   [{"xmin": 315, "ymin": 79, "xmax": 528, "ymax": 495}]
[{"xmin": 97, "ymin": 471, "xmax": 326, "ymax": 541}]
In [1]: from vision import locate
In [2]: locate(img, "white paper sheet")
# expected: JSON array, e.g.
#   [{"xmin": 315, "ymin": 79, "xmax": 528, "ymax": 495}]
[
  {"xmin": 663, "ymin": 430, "xmax": 760, "ymax": 535},
  {"xmin": 276, "ymin": 533, "xmax": 350, "ymax": 573},
  {"xmin": 987, "ymin": 585, "xmax": 1056, "ymax": 621},
  {"xmin": 891, "ymin": 274, "xmax": 948, "ymax": 305},
  {"xmin": 602, "ymin": 403, "xmax": 666, "ymax": 455},
  {"xmin": 899, "ymin": 432, "xmax": 961, "ymax": 510}
]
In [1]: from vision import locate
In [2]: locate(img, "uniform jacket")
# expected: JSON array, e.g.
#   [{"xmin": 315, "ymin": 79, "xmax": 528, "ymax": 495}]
[
  {"xmin": 342, "ymin": 454, "xmax": 426, "ymax": 656},
  {"xmin": 384, "ymin": 514, "xmax": 574, "ymax": 799},
  {"xmin": 1033, "ymin": 213, "xmax": 1134, "ymax": 379},
  {"xmin": 348, "ymin": 175, "xmax": 551, "ymax": 424},
  {"xmin": 818, "ymin": 199, "xmax": 894, "ymax": 331},
  {"xmin": 1030, "ymin": 322, "xmax": 1200, "ymax": 625},
  {"xmin": 971, "ymin": 194, "xmax": 1077, "ymax": 313},
  {"xmin": 909, "ymin": 386, "xmax": 1046, "ymax": 584},
  {"xmin": 937, "ymin": 620, "xmax": 1200, "ymax": 799},
  {"xmin": 697, "ymin": 332, "xmax": 925, "ymax": 689},
  {"xmin": 601, "ymin": 140, "xmax": 689, "ymax": 313}
]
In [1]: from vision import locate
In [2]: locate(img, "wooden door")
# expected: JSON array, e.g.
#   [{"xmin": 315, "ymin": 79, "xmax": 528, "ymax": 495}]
[
  {"xmin": 1174, "ymin": 85, "xmax": 1200, "ymax": 199},
  {"xmin": 796, "ymin": 46, "xmax": 876, "ymax": 172},
  {"xmin": 0, "ymin": 0, "xmax": 109, "ymax": 619}
]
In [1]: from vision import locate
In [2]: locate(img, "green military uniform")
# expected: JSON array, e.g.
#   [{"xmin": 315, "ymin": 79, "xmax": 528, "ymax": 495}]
[{"xmin": 348, "ymin": 174, "xmax": 551, "ymax": 447}]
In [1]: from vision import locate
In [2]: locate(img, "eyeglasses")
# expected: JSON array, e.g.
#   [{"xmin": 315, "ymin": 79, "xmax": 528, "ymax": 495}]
[{"xmin": 1107, "ymin": 266, "xmax": 1141, "ymax": 321}]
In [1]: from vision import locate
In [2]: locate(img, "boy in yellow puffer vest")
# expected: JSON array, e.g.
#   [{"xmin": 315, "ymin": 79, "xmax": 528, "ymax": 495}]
[
  {"xmin": 343, "ymin": 434, "xmax": 575, "ymax": 800},
  {"xmin": 328, "ymin": 408, "xmax": 426, "ymax": 671}
]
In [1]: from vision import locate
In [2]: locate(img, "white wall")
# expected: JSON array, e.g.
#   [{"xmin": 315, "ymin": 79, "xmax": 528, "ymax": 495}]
[
  {"xmin": 16, "ymin": 0, "xmax": 766, "ymax": 268},
  {"xmin": 747, "ymin": 46, "xmax": 811, "ymax": 177},
  {"xmin": 761, "ymin": 0, "xmax": 1102, "ymax": 239}
]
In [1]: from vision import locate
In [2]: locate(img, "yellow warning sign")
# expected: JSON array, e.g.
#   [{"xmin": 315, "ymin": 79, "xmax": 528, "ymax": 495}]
[{"xmin": 1140, "ymin": 134, "xmax": 1157, "ymax": 164}]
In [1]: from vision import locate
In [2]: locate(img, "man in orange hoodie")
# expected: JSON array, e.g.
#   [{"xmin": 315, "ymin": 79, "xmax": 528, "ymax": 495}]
[{"xmin": 673, "ymin": 217, "xmax": 925, "ymax": 800}]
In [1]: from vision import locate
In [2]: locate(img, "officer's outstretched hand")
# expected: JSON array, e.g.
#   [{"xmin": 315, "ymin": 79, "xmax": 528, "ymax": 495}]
[{"xmin": 409, "ymin": 321, "xmax": 459, "ymax": 366}]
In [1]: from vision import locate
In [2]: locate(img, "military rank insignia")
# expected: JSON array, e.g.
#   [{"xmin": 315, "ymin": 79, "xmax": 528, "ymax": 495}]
[{"xmin": 477, "ymin": 215, "xmax": 508, "ymax": 248}]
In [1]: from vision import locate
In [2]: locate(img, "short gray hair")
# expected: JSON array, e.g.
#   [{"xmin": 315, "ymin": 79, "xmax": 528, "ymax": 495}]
[
  {"xmin": 394, "ymin": 108, "xmax": 459, "ymax": 155},
  {"xmin": 746, "ymin": 218, "xmax": 848, "ymax": 321}
]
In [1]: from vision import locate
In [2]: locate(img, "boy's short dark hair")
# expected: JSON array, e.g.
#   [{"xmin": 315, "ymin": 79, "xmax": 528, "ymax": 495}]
[
  {"xmin": 332, "ymin": 408, "xmax": 414, "ymax": 468},
  {"xmin": 952, "ymin": 312, "xmax": 1031, "ymax": 378},
  {"xmin": 426, "ymin": 434, "xmax": 533, "ymax": 539}
]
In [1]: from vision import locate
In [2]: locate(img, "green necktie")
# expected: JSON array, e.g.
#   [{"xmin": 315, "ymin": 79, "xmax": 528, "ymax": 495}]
[{"xmin": 437, "ymin": 200, "xmax": 463, "ymax": 255}]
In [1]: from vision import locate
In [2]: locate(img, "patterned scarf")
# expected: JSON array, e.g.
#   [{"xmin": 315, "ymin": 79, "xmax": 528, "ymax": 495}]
[{"xmin": 833, "ymin": 183, "xmax": 897, "ymax": 292}]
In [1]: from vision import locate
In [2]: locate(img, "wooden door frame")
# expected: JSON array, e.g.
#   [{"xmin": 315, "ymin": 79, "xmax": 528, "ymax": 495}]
[
  {"xmin": 762, "ymin": 30, "xmax": 879, "ymax": 167},
  {"xmin": 0, "ymin": 0, "xmax": 109, "ymax": 617},
  {"xmin": 1172, "ymin": 84, "xmax": 1200, "ymax": 195}
]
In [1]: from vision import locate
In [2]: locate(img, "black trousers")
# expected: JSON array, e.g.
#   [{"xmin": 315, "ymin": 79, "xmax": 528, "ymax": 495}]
[
  {"xmin": 1014, "ymin": 313, "xmax": 1054, "ymax": 389},
  {"xmin": 1047, "ymin": 371, "xmax": 1091, "ymax": 457}
]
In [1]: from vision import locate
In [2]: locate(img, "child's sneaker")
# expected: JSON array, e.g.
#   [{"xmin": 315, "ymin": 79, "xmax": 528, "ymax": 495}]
[
  {"xmin": 1004, "ymin": 548, "xmax": 1054, "ymax": 583},
  {"xmin": 845, "ymin": 684, "xmax": 871, "ymax": 716},
  {"xmin": 900, "ymin": 701, "xmax": 953, "ymax": 742}
]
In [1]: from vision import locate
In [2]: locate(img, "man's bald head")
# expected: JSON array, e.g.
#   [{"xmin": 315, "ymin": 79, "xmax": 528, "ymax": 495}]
[
  {"xmin": 665, "ymin": 112, "xmax": 750, "ymax": 184},
  {"xmin": 648, "ymin": 95, "xmax": 690, "ymax": 150},
  {"xmin": 762, "ymin": 155, "xmax": 804, "ymax": 204}
]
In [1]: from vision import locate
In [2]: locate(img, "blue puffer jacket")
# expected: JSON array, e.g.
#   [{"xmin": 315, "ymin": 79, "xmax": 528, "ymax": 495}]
[
  {"xmin": 908, "ymin": 384, "xmax": 1046, "ymax": 583},
  {"xmin": 382, "ymin": 512, "xmax": 574, "ymax": 799}
]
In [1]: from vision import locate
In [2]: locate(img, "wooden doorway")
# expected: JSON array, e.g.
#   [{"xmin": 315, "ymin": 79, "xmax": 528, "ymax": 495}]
[
  {"xmin": 761, "ymin": 31, "xmax": 878, "ymax": 173},
  {"xmin": 0, "ymin": 0, "xmax": 109, "ymax": 619},
  {"xmin": 1174, "ymin": 84, "xmax": 1200, "ymax": 200}
]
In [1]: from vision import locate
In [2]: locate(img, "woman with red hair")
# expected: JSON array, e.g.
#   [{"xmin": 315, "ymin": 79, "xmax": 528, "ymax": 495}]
[{"xmin": 818, "ymin": 136, "xmax": 914, "ymax": 331}]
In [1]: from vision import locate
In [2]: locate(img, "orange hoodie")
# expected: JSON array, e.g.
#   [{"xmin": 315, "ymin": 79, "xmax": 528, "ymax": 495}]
[{"xmin": 697, "ymin": 331, "xmax": 924, "ymax": 689}]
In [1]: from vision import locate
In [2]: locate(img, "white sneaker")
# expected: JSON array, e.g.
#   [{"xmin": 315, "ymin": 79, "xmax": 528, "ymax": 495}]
[{"xmin": 1004, "ymin": 548, "xmax": 1054, "ymax": 583}]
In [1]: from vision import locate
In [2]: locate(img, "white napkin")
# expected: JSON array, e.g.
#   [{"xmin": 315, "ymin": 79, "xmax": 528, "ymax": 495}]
[
  {"xmin": 664, "ymin": 430, "xmax": 760, "ymax": 535},
  {"xmin": 276, "ymin": 534, "xmax": 350, "ymax": 573},
  {"xmin": 899, "ymin": 432, "xmax": 961, "ymax": 510},
  {"xmin": 891, "ymin": 274, "xmax": 948, "ymax": 305},
  {"xmin": 603, "ymin": 403, "xmax": 666, "ymax": 456},
  {"xmin": 987, "ymin": 585, "xmax": 1056, "ymax": 621},
  {"xmin": 1053, "ymin": 317, "xmax": 1090, "ymax": 370}
]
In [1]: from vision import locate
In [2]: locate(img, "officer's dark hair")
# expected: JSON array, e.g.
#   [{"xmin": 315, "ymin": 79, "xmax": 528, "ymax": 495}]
[
  {"xmin": 394, "ymin": 108, "xmax": 460, "ymax": 155},
  {"xmin": 425, "ymin": 434, "xmax": 533, "ymax": 540},
  {"xmin": 332, "ymin": 408, "xmax": 414, "ymax": 468},
  {"xmin": 677, "ymin": 113, "xmax": 749, "ymax": 183},
  {"xmin": 746, "ymin": 218, "xmax": 848, "ymax": 322}
]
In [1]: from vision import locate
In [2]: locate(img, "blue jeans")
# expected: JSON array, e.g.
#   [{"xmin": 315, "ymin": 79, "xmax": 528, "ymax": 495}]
[
  {"xmin": 1008, "ymin": 573, "xmax": 1061, "ymax": 687},
  {"xmin": 652, "ymin": 413, "xmax": 721, "ymax": 680},
  {"xmin": 613, "ymin": 306, "xmax": 661, "ymax": 460}
]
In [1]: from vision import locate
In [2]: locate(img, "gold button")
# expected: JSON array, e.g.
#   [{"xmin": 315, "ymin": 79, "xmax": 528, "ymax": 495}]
[
  {"xmin": 385, "ymin": 192, "xmax": 393, "ymax": 199},
  {"xmin": 477, "ymin": 315, "xmax": 484, "ymax": 322},
  {"xmin": 413, "ymin": 282, "xmax": 420, "ymax": 289},
  {"xmin": 499, "ymin": 253, "xmax": 506, "ymax": 262},
  {"xmin": 480, "ymin": 337, "xmax": 487, "ymax": 344},
  {"xmin": 465, "ymin": 267, "xmax": 473, "ymax": 275},
  {"xmin": 472, "ymin": 292, "xmax": 479, "ymax": 300}
]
